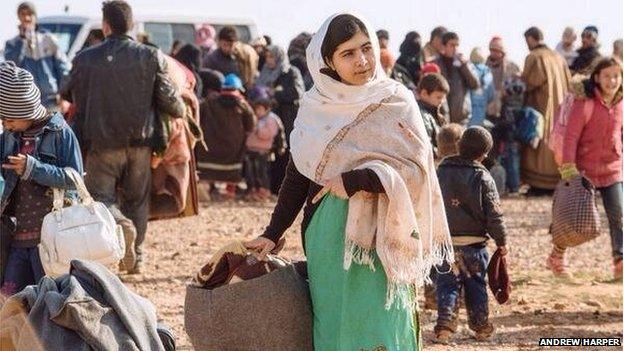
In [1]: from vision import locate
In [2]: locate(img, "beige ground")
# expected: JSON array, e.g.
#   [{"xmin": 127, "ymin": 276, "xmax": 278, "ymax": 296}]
[{"xmin": 120, "ymin": 196, "xmax": 623, "ymax": 351}]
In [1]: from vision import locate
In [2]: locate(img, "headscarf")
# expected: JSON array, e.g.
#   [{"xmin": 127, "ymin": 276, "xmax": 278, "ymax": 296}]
[
  {"xmin": 255, "ymin": 45, "xmax": 290, "ymax": 87},
  {"xmin": 174, "ymin": 44, "xmax": 203, "ymax": 98},
  {"xmin": 195, "ymin": 24, "xmax": 216, "ymax": 50},
  {"xmin": 291, "ymin": 13, "xmax": 453, "ymax": 308},
  {"xmin": 396, "ymin": 31, "xmax": 422, "ymax": 82}
]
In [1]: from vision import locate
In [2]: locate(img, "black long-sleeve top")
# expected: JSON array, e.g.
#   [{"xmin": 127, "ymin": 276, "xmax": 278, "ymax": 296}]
[{"xmin": 261, "ymin": 157, "xmax": 385, "ymax": 246}]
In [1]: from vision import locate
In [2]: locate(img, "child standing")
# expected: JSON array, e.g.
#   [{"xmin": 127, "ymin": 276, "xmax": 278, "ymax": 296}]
[
  {"xmin": 435, "ymin": 126, "xmax": 507, "ymax": 343},
  {"xmin": 417, "ymin": 73, "xmax": 450, "ymax": 159},
  {"xmin": 245, "ymin": 97, "xmax": 281, "ymax": 201},
  {"xmin": 0, "ymin": 62, "xmax": 83, "ymax": 295},
  {"xmin": 492, "ymin": 76, "xmax": 525, "ymax": 195},
  {"xmin": 468, "ymin": 47, "xmax": 495, "ymax": 127}
]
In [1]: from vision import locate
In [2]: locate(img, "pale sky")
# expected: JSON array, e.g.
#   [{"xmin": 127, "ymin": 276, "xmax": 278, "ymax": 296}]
[{"xmin": 1, "ymin": 0, "xmax": 622, "ymax": 66}]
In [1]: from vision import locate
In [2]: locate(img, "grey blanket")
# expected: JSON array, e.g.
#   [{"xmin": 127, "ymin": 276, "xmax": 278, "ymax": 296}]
[{"xmin": 0, "ymin": 260, "xmax": 164, "ymax": 351}]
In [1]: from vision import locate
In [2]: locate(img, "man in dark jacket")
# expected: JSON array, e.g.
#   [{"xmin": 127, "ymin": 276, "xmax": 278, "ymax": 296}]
[
  {"xmin": 570, "ymin": 25, "xmax": 603, "ymax": 76},
  {"xmin": 61, "ymin": 0, "xmax": 184, "ymax": 274},
  {"xmin": 435, "ymin": 32, "xmax": 479, "ymax": 125},
  {"xmin": 434, "ymin": 126, "xmax": 507, "ymax": 344}
]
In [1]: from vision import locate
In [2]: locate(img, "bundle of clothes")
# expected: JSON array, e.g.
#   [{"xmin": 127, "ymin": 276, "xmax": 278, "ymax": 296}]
[
  {"xmin": 185, "ymin": 240, "xmax": 312, "ymax": 351},
  {"xmin": 0, "ymin": 260, "xmax": 175, "ymax": 351}
]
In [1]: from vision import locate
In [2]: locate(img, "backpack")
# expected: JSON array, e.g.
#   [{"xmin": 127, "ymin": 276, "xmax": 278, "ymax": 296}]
[
  {"xmin": 549, "ymin": 93, "xmax": 595, "ymax": 165},
  {"xmin": 270, "ymin": 114, "xmax": 288, "ymax": 157}
]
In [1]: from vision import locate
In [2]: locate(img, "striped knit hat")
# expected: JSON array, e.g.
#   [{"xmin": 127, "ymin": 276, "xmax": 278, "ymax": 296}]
[{"xmin": 0, "ymin": 61, "xmax": 47, "ymax": 120}]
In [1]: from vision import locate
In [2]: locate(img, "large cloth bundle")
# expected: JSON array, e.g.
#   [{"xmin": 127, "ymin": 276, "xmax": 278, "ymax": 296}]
[
  {"xmin": 184, "ymin": 242, "xmax": 312, "ymax": 351},
  {"xmin": 550, "ymin": 175, "xmax": 601, "ymax": 248},
  {"xmin": 150, "ymin": 55, "xmax": 203, "ymax": 220}
]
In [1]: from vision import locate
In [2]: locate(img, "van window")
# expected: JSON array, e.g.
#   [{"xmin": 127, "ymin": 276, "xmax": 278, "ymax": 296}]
[
  {"xmin": 38, "ymin": 23, "xmax": 82, "ymax": 54},
  {"xmin": 144, "ymin": 22, "xmax": 195, "ymax": 53}
]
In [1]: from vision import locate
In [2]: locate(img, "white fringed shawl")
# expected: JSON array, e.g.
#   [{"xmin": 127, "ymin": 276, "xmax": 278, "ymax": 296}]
[{"xmin": 290, "ymin": 13, "xmax": 454, "ymax": 308}]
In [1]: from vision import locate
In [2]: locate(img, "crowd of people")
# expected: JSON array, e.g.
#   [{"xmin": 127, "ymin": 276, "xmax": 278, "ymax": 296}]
[{"xmin": 0, "ymin": 0, "xmax": 622, "ymax": 349}]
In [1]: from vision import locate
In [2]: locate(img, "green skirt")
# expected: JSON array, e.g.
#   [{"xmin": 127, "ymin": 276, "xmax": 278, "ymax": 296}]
[{"xmin": 305, "ymin": 195, "xmax": 420, "ymax": 351}]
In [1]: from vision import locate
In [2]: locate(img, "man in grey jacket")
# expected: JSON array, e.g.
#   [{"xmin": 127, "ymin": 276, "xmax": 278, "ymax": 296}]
[
  {"xmin": 61, "ymin": 1, "xmax": 184, "ymax": 274},
  {"xmin": 435, "ymin": 32, "xmax": 479, "ymax": 125}
]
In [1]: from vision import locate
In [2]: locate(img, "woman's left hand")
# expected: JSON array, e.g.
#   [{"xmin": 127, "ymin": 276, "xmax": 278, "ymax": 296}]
[{"xmin": 313, "ymin": 175, "xmax": 348, "ymax": 203}]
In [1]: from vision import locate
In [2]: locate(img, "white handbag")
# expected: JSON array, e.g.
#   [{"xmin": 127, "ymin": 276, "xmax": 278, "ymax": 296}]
[{"xmin": 39, "ymin": 167, "xmax": 125, "ymax": 277}]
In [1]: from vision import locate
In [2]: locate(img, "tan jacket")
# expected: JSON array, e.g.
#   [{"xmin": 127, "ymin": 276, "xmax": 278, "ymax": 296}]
[{"xmin": 233, "ymin": 42, "xmax": 259, "ymax": 88}]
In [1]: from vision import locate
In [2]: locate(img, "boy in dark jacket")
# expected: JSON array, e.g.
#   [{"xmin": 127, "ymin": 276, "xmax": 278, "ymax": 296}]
[
  {"xmin": 417, "ymin": 73, "xmax": 450, "ymax": 159},
  {"xmin": 0, "ymin": 62, "xmax": 83, "ymax": 295},
  {"xmin": 434, "ymin": 126, "xmax": 507, "ymax": 344}
]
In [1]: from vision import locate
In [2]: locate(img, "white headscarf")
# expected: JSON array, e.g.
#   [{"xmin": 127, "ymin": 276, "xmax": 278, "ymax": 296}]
[
  {"xmin": 291, "ymin": 13, "xmax": 454, "ymax": 309},
  {"xmin": 290, "ymin": 14, "xmax": 401, "ymax": 175}
]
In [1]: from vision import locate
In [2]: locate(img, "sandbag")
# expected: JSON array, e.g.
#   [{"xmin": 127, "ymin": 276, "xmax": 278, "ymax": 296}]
[
  {"xmin": 550, "ymin": 175, "xmax": 601, "ymax": 248},
  {"xmin": 184, "ymin": 265, "xmax": 313, "ymax": 351}
]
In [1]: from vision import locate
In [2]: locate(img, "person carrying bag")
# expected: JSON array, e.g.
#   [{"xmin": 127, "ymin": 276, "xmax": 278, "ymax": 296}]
[{"xmin": 546, "ymin": 58, "xmax": 623, "ymax": 279}]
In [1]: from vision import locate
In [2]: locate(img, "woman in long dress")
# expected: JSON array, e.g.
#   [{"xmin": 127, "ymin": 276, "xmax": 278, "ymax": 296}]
[{"xmin": 245, "ymin": 13, "xmax": 453, "ymax": 350}]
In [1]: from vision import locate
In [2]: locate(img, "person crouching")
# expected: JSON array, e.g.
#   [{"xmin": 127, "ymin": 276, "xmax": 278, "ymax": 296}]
[{"xmin": 196, "ymin": 73, "xmax": 256, "ymax": 199}]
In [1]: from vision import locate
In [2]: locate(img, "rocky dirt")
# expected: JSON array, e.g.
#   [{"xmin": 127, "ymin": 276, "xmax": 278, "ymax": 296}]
[{"xmin": 120, "ymin": 196, "xmax": 623, "ymax": 350}]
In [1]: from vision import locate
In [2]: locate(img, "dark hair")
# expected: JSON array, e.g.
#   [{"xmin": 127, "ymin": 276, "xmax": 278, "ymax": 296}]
[
  {"xmin": 585, "ymin": 57, "xmax": 623, "ymax": 100},
  {"xmin": 524, "ymin": 27, "xmax": 544, "ymax": 42},
  {"xmin": 89, "ymin": 29, "xmax": 105, "ymax": 42},
  {"xmin": 263, "ymin": 35, "xmax": 272, "ymax": 46},
  {"xmin": 17, "ymin": 2, "xmax": 36, "ymax": 16},
  {"xmin": 441, "ymin": 32, "xmax": 459, "ymax": 46},
  {"xmin": 459, "ymin": 126, "xmax": 493, "ymax": 160},
  {"xmin": 430, "ymin": 26, "xmax": 447, "ymax": 42},
  {"xmin": 102, "ymin": 1, "xmax": 133, "ymax": 35},
  {"xmin": 218, "ymin": 26, "xmax": 238, "ymax": 42},
  {"xmin": 376, "ymin": 29, "xmax": 389, "ymax": 41},
  {"xmin": 199, "ymin": 69, "xmax": 224, "ymax": 96},
  {"xmin": 399, "ymin": 31, "xmax": 421, "ymax": 56},
  {"xmin": 253, "ymin": 98, "xmax": 273, "ymax": 109},
  {"xmin": 320, "ymin": 14, "xmax": 369, "ymax": 80},
  {"xmin": 174, "ymin": 43, "xmax": 202, "ymax": 73},
  {"xmin": 418, "ymin": 73, "xmax": 449, "ymax": 94}
]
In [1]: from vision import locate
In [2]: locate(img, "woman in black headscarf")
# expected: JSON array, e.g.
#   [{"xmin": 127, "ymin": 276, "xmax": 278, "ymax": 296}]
[
  {"xmin": 174, "ymin": 43, "xmax": 203, "ymax": 99},
  {"xmin": 392, "ymin": 31, "xmax": 423, "ymax": 90}
]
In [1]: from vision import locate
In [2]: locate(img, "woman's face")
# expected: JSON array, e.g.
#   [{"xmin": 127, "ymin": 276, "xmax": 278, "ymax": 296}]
[
  {"xmin": 327, "ymin": 30, "xmax": 376, "ymax": 86},
  {"xmin": 596, "ymin": 65, "xmax": 622, "ymax": 97},
  {"xmin": 265, "ymin": 51, "xmax": 277, "ymax": 69}
]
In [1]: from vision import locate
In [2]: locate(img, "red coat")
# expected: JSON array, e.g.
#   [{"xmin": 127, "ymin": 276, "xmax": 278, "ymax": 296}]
[{"xmin": 562, "ymin": 89, "xmax": 623, "ymax": 188}]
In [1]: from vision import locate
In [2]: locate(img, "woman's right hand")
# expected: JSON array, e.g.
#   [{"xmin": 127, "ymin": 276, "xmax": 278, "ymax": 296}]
[{"xmin": 244, "ymin": 237, "xmax": 276, "ymax": 261}]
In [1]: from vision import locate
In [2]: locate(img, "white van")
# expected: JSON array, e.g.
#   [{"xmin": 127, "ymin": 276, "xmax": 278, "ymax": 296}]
[{"xmin": 38, "ymin": 15, "xmax": 259, "ymax": 60}]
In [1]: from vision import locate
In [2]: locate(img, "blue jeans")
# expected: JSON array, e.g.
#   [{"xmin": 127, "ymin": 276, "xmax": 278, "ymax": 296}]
[
  {"xmin": 598, "ymin": 182, "xmax": 623, "ymax": 262},
  {"xmin": 1, "ymin": 247, "xmax": 45, "ymax": 296},
  {"xmin": 499, "ymin": 141, "xmax": 520, "ymax": 193},
  {"xmin": 435, "ymin": 244, "xmax": 493, "ymax": 334}
]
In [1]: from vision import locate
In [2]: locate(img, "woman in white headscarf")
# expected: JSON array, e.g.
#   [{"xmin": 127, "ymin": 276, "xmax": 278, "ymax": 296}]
[{"xmin": 246, "ymin": 13, "xmax": 453, "ymax": 350}]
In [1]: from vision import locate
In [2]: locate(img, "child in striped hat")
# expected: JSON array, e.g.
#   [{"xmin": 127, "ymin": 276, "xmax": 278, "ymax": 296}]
[{"xmin": 0, "ymin": 61, "xmax": 83, "ymax": 295}]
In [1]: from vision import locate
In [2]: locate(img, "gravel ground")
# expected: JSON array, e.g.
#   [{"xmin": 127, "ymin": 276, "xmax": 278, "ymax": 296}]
[{"xmin": 120, "ymin": 196, "xmax": 622, "ymax": 351}]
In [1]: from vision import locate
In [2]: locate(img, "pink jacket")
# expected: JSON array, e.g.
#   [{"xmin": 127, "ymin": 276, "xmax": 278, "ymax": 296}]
[
  {"xmin": 246, "ymin": 112, "xmax": 280, "ymax": 153},
  {"xmin": 562, "ymin": 89, "xmax": 623, "ymax": 188}
]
